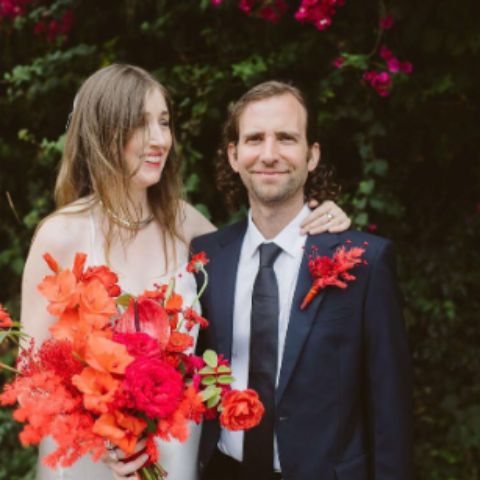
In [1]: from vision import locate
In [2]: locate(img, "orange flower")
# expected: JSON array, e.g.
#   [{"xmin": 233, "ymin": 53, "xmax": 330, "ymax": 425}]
[
  {"xmin": 180, "ymin": 385, "xmax": 206, "ymax": 424},
  {"xmin": 165, "ymin": 293, "xmax": 183, "ymax": 313},
  {"xmin": 93, "ymin": 411, "xmax": 147, "ymax": 456},
  {"xmin": 78, "ymin": 279, "xmax": 117, "ymax": 329},
  {"xmin": 156, "ymin": 410, "xmax": 189, "ymax": 443},
  {"xmin": 72, "ymin": 252, "xmax": 87, "ymax": 280},
  {"xmin": 49, "ymin": 308, "xmax": 88, "ymax": 356},
  {"xmin": 72, "ymin": 366, "xmax": 119, "ymax": 413},
  {"xmin": 219, "ymin": 389, "xmax": 264, "ymax": 431},
  {"xmin": 43, "ymin": 253, "xmax": 60, "ymax": 273},
  {"xmin": 0, "ymin": 304, "xmax": 13, "ymax": 328},
  {"xmin": 166, "ymin": 331, "xmax": 193, "ymax": 353},
  {"xmin": 84, "ymin": 335, "xmax": 133, "ymax": 374},
  {"xmin": 38, "ymin": 269, "xmax": 79, "ymax": 316}
]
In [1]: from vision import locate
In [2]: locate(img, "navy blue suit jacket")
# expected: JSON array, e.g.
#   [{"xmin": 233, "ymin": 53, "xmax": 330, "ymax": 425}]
[{"xmin": 191, "ymin": 221, "xmax": 412, "ymax": 480}]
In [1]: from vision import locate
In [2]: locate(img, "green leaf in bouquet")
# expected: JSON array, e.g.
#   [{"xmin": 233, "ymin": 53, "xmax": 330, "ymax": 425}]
[
  {"xmin": 203, "ymin": 349, "xmax": 218, "ymax": 368},
  {"xmin": 217, "ymin": 375, "xmax": 234, "ymax": 385},
  {"xmin": 199, "ymin": 366, "xmax": 215, "ymax": 375},
  {"xmin": 216, "ymin": 365, "xmax": 231, "ymax": 374},
  {"xmin": 207, "ymin": 394, "xmax": 221, "ymax": 409},
  {"xmin": 201, "ymin": 385, "xmax": 221, "ymax": 402},
  {"xmin": 201, "ymin": 375, "xmax": 216, "ymax": 386},
  {"xmin": 116, "ymin": 294, "xmax": 133, "ymax": 308}
]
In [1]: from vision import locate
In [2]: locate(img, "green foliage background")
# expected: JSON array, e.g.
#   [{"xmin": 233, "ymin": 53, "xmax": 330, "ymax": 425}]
[{"xmin": 1, "ymin": 1, "xmax": 479, "ymax": 478}]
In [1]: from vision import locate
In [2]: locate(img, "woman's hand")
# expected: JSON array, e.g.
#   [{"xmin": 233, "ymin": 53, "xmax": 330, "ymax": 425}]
[
  {"xmin": 300, "ymin": 199, "xmax": 351, "ymax": 235},
  {"xmin": 103, "ymin": 439, "xmax": 149, "ymax": 480}
]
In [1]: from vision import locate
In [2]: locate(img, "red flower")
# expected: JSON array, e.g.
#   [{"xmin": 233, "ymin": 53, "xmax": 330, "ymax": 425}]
[
  {"xmin": 219, "ymin": 389, "xmax": 264, "ymax": 431},
  {"xmin": 0, "ymin": 304, "xmax": 13, "ymax": 328},
  {"xmin": 166, "ymin": 331, "xmax": 194, "ymax": 353},
  {"xmin": 300, "ymin": 244, "xmax": 366, "ymax": 310},
  {"xmin": 186, "ymin": 252, "xmax": 209, "ymax": 273},
  {"xmin": 116, "ymin": 297, "xmax": 170, "ymax": 349},
  {"xmin": 113, "ymin": 332, "xmax": 161, "ymax": 358},
  {"xmin": 82, "ymin": 265, "xmax": 121, "ymax": 297},
  {"xmin": 184, "ymin": 307, "xmax": 209, "ymax": 330},
  {"xmin": 123, "ymin": 357, "xmax": 184, "ymax": 419}
]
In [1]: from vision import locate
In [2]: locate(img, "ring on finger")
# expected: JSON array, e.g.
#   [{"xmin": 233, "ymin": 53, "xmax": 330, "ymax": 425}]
[
  {"xmin": 326, "ymin": 212, "xmax": 334, "ymax": 221},
  {"xmin": 108, "ymin": 449, "xmax": 119, "ymax": 463}
]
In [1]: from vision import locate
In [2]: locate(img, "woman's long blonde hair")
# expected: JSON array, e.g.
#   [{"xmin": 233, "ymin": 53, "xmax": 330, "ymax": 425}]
[{"xmin": 55, "ymin": 63, "xmax": 184, "ymax": 269}]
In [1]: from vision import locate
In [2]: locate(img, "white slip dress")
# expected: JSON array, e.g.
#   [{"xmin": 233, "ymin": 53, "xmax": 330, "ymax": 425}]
[{"xmin": 36, "ymin": 213, "xmax": 202, "ymax": 480}]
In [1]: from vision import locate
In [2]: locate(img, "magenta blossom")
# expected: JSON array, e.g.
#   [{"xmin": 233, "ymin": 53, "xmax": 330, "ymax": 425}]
[
  {"xmin": 332, "ymin": 56, "xmax": 344, "ymax": 68},
  {"xmin": 379, "ymin": 14, "xmax": 394, "ymax": 30}
]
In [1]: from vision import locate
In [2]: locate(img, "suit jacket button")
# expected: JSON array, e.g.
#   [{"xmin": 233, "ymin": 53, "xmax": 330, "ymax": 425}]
[{"xmin": 279, "ymin": 416, "xmax": 288, "ymax": 422}]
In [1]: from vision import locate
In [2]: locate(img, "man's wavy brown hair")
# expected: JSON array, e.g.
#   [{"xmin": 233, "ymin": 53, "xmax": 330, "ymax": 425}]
[{"xmin": 216, "ymin": 80, "xmax": 339, "ymax": 211}]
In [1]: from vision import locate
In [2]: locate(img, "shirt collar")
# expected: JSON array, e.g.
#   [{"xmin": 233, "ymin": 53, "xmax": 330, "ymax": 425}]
[{"xmin": 244, "ymin": 204, "xmax": 310, "ymax": 260}]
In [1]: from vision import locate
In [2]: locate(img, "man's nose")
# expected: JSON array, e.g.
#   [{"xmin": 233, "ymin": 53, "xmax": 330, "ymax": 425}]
[{"xmin": 259, "ymin": 138, "xmax": 278, "ymax": 162}]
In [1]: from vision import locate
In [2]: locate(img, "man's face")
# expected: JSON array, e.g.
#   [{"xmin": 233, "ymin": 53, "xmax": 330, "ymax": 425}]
[{"xmin": 228, "ymin": 93, "xmax": 320, "ymax": 207}]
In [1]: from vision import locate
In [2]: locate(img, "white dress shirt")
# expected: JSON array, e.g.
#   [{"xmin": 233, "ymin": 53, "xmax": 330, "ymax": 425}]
[{"xmin": 218, "ymin": 204, "xmax": 310, "ymax": 471}]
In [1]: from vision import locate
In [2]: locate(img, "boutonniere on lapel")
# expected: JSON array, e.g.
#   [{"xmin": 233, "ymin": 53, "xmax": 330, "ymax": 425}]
[{"xmin": 300, "ymin": 242, "xmax": 367, "ymax": 310}]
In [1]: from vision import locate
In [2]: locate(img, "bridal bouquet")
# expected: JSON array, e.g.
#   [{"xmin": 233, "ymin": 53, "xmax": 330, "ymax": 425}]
[{"xmin": 0, "ymin": 252, "xmax": 264, "ymax": 480}]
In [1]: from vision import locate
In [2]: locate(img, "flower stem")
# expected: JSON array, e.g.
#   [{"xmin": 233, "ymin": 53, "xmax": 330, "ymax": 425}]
[
  {"xmin": 0, "ymin": 361, "xmax": 20, "ymax": 374},
  {"xmin": 191, "ymin": 266, "xmax": 208, "ymax": 309}
]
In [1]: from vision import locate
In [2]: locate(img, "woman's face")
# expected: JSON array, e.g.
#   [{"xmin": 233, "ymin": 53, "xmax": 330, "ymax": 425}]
[{"xmin": 124, "ymin": 87, "xmax": 172, "ymax": 191}]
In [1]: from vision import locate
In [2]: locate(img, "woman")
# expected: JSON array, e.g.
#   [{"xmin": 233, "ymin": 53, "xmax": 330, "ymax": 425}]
[{"xmin": 21, "ymin": 64, "xmax": 350, "ymax": 480}]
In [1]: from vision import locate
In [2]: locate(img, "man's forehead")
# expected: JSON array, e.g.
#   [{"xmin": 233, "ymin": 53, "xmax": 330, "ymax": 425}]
[{"xmin": 238, "ymin": 93, "xmax": 307, "ymax": 135}]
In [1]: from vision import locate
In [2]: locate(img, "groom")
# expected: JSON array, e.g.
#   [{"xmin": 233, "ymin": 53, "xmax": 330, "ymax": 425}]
[{"xmin": 192, "ymin": 81, "xmax": 412, "ymax": 480}]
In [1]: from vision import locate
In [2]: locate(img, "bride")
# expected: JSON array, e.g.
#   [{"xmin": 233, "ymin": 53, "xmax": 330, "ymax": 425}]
[{"xmin": 21, "ymin": 64, "xmax": 350, "ymax": 480}]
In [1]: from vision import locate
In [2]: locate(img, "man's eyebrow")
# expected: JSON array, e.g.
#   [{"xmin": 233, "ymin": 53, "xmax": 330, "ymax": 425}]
[
  {"xmin": 242, "ymin": 131, "xmax": 264, "ymax": 138},
  {"xmin": 276, "ymin": 130, "xmax": 301, "ymax": 138}
]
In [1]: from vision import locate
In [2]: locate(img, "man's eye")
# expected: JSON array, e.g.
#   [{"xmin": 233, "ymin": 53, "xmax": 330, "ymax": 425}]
[
  {"xmin": 246, "ymin": 136, "xmax": 261, "ymax": 143},
  {"xmin": 279, "ymin": 136, "xmax": 295, "ymax": 142}
]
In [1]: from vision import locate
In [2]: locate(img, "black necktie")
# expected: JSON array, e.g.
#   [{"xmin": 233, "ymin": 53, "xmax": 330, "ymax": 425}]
[{"xmin": 243, "ymin": 242, "xmax": 282, "ymax": 478}]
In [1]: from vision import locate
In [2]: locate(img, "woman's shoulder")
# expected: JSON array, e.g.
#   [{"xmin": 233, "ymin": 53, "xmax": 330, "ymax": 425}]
[
  {"xmin": 30, "ymin": 199, "xmax": 94, "ymax": 264},
  {"xmin": 178, "ymin": 200, "xmax": 216, "ymax": 243}
]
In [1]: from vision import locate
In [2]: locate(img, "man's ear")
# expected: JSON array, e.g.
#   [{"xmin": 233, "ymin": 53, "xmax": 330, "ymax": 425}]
[
  {"xmin": 307, "ymin": 142, "xmax": 321, "ymax": 172},
  {"xmin": 227, "ymin": 142, "xmax": 239, "ymax": 173}
]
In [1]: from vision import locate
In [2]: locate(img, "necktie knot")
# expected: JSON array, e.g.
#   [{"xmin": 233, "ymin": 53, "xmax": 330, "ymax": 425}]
[{"xmin": 259, "ymin": 242, "xmax": 282, "ymax": 268}]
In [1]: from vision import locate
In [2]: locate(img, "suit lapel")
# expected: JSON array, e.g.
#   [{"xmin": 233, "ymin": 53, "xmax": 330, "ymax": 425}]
[
  {"xmin": 209, "ymin": 220, "xmax": 247, "ymax": 361},
  {"xmin": 276, "ymin": 232, "xmax": 340, "ymax": 405}
]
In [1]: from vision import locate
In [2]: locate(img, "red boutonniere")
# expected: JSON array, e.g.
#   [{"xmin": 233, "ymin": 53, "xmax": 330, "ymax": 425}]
[{"xmin": 300, "ymin": 242, "xmax": 367, "ymax": 310}]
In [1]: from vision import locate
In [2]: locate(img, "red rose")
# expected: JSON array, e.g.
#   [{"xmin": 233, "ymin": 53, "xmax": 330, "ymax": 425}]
[
  {"xmin": 219, "ymin": 389, "xmax": 264, "ymax": 431},
  {"xmin": 123, "ymin": 357, "xmax": 184, "ymax": 419},
  {"xmin": 82, "ymin": 266, "xmax": 121, "ymax": 297}
]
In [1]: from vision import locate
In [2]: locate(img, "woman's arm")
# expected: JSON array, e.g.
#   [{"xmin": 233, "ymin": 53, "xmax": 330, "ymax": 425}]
[
  {"xmin": 180, "ymin": 201, "xmax": 217, "ymax": 244},
  {"xmin": 21, "ymin": 214, "xmax": 87, "ymax": 344}
]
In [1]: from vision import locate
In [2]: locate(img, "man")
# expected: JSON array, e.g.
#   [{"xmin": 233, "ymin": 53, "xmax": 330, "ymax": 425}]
[{"xmin": 192, "ymin": 81, "xmax": 412, "ymax": 480}]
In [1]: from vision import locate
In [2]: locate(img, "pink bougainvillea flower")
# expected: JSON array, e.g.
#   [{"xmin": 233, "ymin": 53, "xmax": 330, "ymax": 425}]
[
  {"xmin": 332, "ymin": 56, "xmax": 344, "ymax": 69},
  {"xmin": 379, "ymin": 14, "xmax": 394, "ymax": 30}
]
